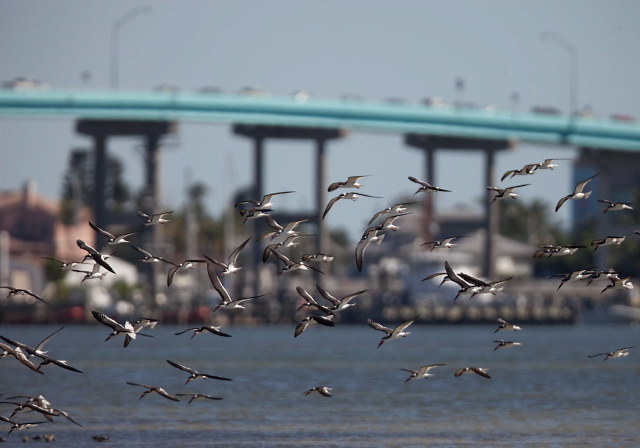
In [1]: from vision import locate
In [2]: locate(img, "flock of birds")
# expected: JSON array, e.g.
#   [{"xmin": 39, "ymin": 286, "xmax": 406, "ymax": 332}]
[{"xmin": 0, "ymin": 157, "xmax": 638, "ymax": 440}]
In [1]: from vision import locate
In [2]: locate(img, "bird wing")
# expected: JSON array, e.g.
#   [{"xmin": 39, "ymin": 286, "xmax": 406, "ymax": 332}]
[
  {"xmin": 270, "ymin": 250, "xmax": 293, "ymax": 267},
  {"xmin": 315, "ymin": 285, "xmax": 339, "ymax": 306},
  {"xmin": 167, "ymin": 266, "xmax": 180, "ymax": 287},
  {"xmin": 89, "ymin": 221, "xmax": 115, "ymax": 239},
  {"xmin": 91, "ymin": 310, "xmax": 123, "ymax": 331},
  {"xmin": 327, "ymin": 181, "xmax": 344, "ymax": 192},
  {"xmin": 444, "ymin": 261, "xmax": 473, "ymax": 288},
  {"xmin": 34, "ymin": 327, "xmax": 64, "ymax": 354},
  {"xmin": 418, "ymin": 364, "xmax": 446, "ymax": 375},
  {"xmin": 296, "ymin": 287, "xmax": 318, "ymax": 305},
  {"xmin": 228, "ymin": 237, "xmax": 251, "ymax": 264},
  {"xmin": 555, "ymin": 195, "xmax": 570, "ymax": 212},
  {"xmin": 166, "ymin": 359, "xmax": 196, "ymax": 374},
  {"xmin": 471, "ymin": 367, "xmax": 491, "ymax": 378},
  {"xmin": 367, "ymin": 318, "xmax": 392, "ymax": 335},
  {"xmin": 130, "ymin": 244, "xmax": 154, "ymax": 258},
  {"xmin": 207, "ymin": 264, "xmax": 232, "ymax": 304},
  {"xmin": 392, "ymin": 316, "xmax": 418, "ymax": 335},
  {"xmin": 355, "ymin": 237, "xmax": 372, "ymax": 272},
  {"xmin": 408, "ymin": 176, "xmax": 429, "ymax": 187},
  {"xmin": 458, "ymin": 272, "xmax": 488, "ymax": 287},
  {"xmin": 322, "ymin": 195, "xmax": 343, "ymax": 219},
  {"xmin": 573, "ymin": 173, "xmax": 599, "ymax": 194}
]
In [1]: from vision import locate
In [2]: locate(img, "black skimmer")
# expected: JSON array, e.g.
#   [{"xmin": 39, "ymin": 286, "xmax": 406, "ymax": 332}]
[
  {"xmin": 302, "ymin": 387, "xmax": 332, "ymax": 397},
  {"xmin": 234, "ymin": 190, "xmax": 296, "ymax": 211},
  {"xmin": 408, "ymin": 176, "xmax": 451, "ymax": 194},
  {"xmin": 125, "ymin": 382, "xmax": 180, "ymax": 401},
  {"xmin": 588, "ymin": 346, "xmax": 636, "ymax": 361},
  {"xmin": 457, "ymin": 272, "xmax": 513, "ymax": 297},
  {"xmin": 0, "ymin": 400, "xmax": 82, "ymax": 427},
  {"xmin": 322, "ymin": 192, "xmax": 381, "ymax": 220},
  {"xmin": 0, "ymin": 286, "xmax": 48, "ymax": 305},
  {"xmin": 421, "ymin": 236, "xmax": 466, "ymax": 252},
  {"xmin": 76, "ymin": 239, "xmax": 116, "ymax": 274},
  {"xmin": 444, "ymin": 261, "xmax": 482, "ymax": 301},
  {"xmin": 316, "ymin": 284, "xmax": 368, "ymax": 313},
  {"xmin": 91, "ymin": 310, "xmax": 153, "ymax": 348},
  {"xmin": 262, "ymin": 234, "xmax": 313, "ymax": 262},
  {"xmin": 132, "ymin": 318, "xmax": 158, "ymax": 333},
  {"xmin": 533, "ymin": 244, "xmax": 585, "ymax": 258},
  {"xmin": 555, "ymin": 173, "xmax": 599, "ymax": 212},
  {"xmin": 301, "ymin": 253, "xmax": 335, "ymax": 264},
  {"xmin": 203, "ymin": 237, "xmax": 251, "ymax": 275},
  {"xmin": 175, "ymin": 394, "xmax": 223, "ymax": 404},
  {"xmin": 601, "ymin": 276, "xmax": 634, "ymax": 293},
  {"xmin": 372, "ymin": 213, "xmax": 411, "ymax": 231},
  {"xmin": 88, "ymin": 221, "xmax": 139, "ymax": 246},
  {"xmin": 493, "ymin": 340, "xmax": 522, "ymax": 351},
  {"xmin": 175, "ymin": 325, "xmax": 232, "ymax": 338},
  {"xmin": 400, "ymin": 364, "xmax": 445, "ymax": 382},
  {"xmin": 368, "ymin": 202, "xmax": 417, "ymax": 225},
  {"xmin": 258, "ymin": 217, "xmax": 309, "ymax": 246},
  {"xmin": 208, "ymin": 263, "xmax": 269, "ymax": 311},
  {"xmin": 72, "ymin": 262, "xmax": 108, "ymax": 282},
  {"xmin": 327, "ymin": 175, "xmax": 370, "ymax": 192},
  {"xmin": 367, "ymin": 316, "xmax": 418, "ymax": 348},
  {"xmin": 129, "ymin": 245, "xmax": 171, "ymax": 264},
  {"xmin": 294, "ymin": 315, "xmax": 335, "ymax": 338},
  {"xmin": 535, "ymin": 158, "xmax": 570, "ymax": 170},
  {"xmin": 0, "ymin": 415, "xmax": 49, "ymax": 434},
  {"xmin": 494, "ymin": 317, "xmax": 521, "ymax": 333},
  {"xmin": 355, "ymin": 228, "xmax": 386, "ymax": 272},
  {"xmin": 166, "ymin": 359, "xmax": 232, "ymax": 383},
  {"xmin": 0, "ymin": 343, "xmax": 43, "ymax": 374},
  {"xmin": 586, "ymin": 268, "xmax": 619, "ymax": 285},
  {"xmin": 39, "ymin": 256, "xmax": 86, "ymax": 271},
  {"xmin": 486, "ymin": 184, "xmax": 530, "ymax": 204},
  {"xmin": 598, "ymin": 199, "xmax": 634, "ymax": 214},
  {"xmin": 547, "ymin": 267, "xmax": 596, "ymax": 290},
  {"xmin": 295, "ymin": 286, "xmax": 334, "ymax": 314},
  {"xmin": 138, "ymin": 210, "xmax": 173, "ymax": 226},
  {"xmin": 92, "ymin": 435, "xmax": 110, "ymax": 442},
  {"xmin": 165, "ymin": 258, "xmax": 206, "ymax": 287},
  {"xmin": 239, "ymin": 208, "xmax": 273, "ymax": 222},
  {"xmin": 454, "ymin": 367, "xmax": 491, "ymax": 379},
  {"xmin": 591, "ymin": 236, "xmax": 626, "ymax": 251},
  {"xmin": 500, "ymin": 163, "xmax": 539, "ymax": 181},
  {"xmin": 270, "ymin": 250, "xmax": 325, "ymax": 276},
  {"xmin": 0, "ymin": 330, "xmax": 83, "ymax": 373}
]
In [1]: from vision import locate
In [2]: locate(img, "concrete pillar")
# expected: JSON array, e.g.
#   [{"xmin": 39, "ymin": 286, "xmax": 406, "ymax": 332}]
[
  {"xmin": 484, "ymin": 148, "xmax": 497, "ymax": 278},
  {"xmin": 93, "ymin": 134, "xmax": 107, "ymax": 248},
  {"xmin": 143, "ymin": 134, "xmax": 162, "ymax": 303},
  {"xmin": 315, "ymin": 138, "xmax": 327, "ymax": 283}
]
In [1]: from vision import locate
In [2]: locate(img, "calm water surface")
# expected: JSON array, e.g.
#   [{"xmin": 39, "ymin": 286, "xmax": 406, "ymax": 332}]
[{"xmin": 0, "ymin": 322, "xmax": 639, "ymax": 447}]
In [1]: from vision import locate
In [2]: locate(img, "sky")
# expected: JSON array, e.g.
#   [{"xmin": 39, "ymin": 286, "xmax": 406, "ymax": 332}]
[{"xmin": 2, "ymin": 0, "xmax": 640, "ymax": 242}]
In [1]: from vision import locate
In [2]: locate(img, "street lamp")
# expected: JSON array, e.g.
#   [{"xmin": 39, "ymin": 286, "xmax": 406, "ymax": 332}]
[
  {"xmin": 110, "ymin": 6, "xmax": 152, "ymax": 89},
  {"xmin": 540, "ymin": 31, "xmax": 579, "ymax": 115}
]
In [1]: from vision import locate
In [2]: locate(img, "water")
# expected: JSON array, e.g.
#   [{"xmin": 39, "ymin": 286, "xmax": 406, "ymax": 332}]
[{"xmin": 0, "ymin": 323, "xmax": 639, "ymax": 447}]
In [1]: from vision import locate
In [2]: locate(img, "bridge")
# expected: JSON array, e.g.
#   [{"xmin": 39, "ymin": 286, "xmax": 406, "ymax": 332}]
[
  {"xmin": 2, "ymin": 89, "xmax": 638, "ymax": 297},
  {"xmin": 2, "ymin": 89, "xmax": 640, "ymax": 150}
]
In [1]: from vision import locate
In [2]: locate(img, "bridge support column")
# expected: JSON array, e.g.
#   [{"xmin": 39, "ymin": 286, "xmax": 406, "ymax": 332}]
[
  {"xmin": 405, "ymin": 134, "xmax": 514, "ymax": 278},
  {"xmin": 76, "ymin": 119, "xmax": 177, "ymax": 305},
  {"xmin": 233, "ymin": 125, "xmax": 346, "ymax": 293}
]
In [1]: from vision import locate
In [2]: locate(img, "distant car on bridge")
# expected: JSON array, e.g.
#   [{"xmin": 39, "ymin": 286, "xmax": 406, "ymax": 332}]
[
  {"xmin": 530, "ymin": 105, "xmax": 562, "ymax": 115},
  {"xmin": 422, "ymin": 97, "xmax": 450, "ymax": 108},
  {"xmin": 610, "ymin": 113, "xmax": 635, "ymax": 123},
  {"xmin": 2, "ymin": 76, "xmax": 49, "ymax": 90}
]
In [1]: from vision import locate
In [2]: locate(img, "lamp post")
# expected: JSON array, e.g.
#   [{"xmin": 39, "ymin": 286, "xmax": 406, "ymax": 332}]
[
  {"xmin": 540, "ymin": 31, "xmax": 579, "ymax": 115},
  {"xmin": 110, "ymin": 6, "xmax": 152, "ymax": 89}
]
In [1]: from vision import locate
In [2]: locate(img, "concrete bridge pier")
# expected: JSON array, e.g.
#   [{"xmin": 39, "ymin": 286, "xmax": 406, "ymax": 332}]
[
  {"xmin": 404, "ymin": 134, "xmax": 515, "ymax": 279},
  {"xmin": 76, "ymin": 119, "xmax": 177, "ymax": 304},
  {"xmin": 233, "ymin": 125, "xmax": 346, "ymax": 290}
]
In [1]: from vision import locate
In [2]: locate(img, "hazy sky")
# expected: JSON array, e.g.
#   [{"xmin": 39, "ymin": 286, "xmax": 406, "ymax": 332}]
[{"xmin": 2, "ymin": 0, "xmax": 640, "ymax": 241}]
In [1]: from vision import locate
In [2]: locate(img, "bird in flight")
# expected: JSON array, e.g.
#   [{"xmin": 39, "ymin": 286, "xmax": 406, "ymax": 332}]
[
  {"xmin": 408, "ymin": 176, "xmax": 451, "ymax": 194},
  {"xmin": 400, "ymin": 363, "xmax": 446, "ymax": 382},
  {"xmin": 367, "ymin": 316, "xmax": 418, "ymax": 348},
  {"xmin": 555, "ymin": 173, "xmax": 599, "ymax": 212}
]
